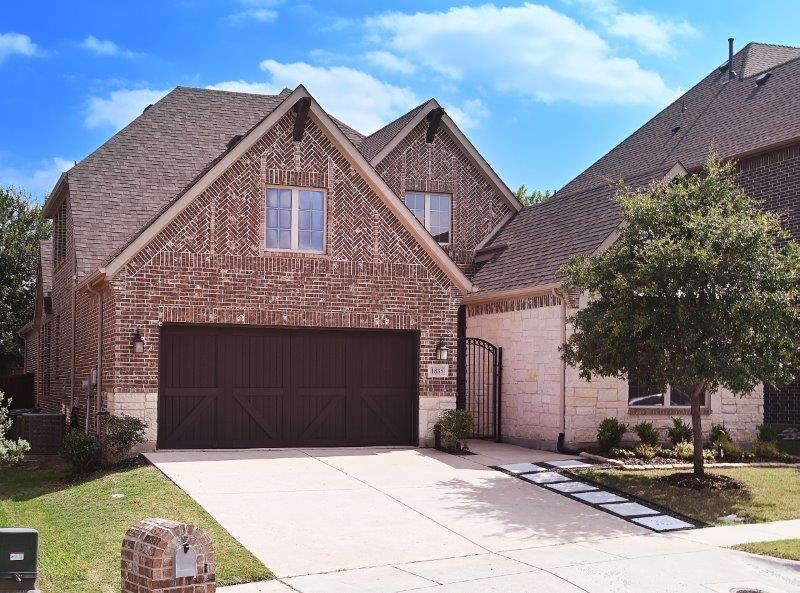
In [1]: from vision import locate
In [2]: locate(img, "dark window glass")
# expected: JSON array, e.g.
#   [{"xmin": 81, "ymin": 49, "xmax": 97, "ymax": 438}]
[
  {"xmin": 628, "ymin": 380, "xmax": 665, "ymax": 406},
  {"xmin": 670, "ymin": 384, "xmax": 706, "ymax": 406}
]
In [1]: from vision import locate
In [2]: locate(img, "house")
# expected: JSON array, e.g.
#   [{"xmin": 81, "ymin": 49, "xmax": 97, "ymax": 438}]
[{"xmin": 23, "ymin": 40, "xmax": 800, "ymax": 450}]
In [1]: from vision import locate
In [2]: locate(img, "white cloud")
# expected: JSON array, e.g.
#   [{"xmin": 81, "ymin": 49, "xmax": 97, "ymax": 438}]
[
  {"xmin": 575, "ymin": 0, "xmax": 697, "ymax": 56},
  {"xmin": 0, "ymin": 32, "xmax": 39, "ymax": 63},
  {"xmin": 85, "ymin": 87, "xmax": 170, "ymax": 130},
  {"xmin": 207, "ymin": 80, "xmax": 277, "ymax": 95},
  {"xmin": 230, "ymin": 0, "xmax": 279, "ymax": 24},
  {"xmin": 444, "ymin": 98, "xmax": 489, "ymax": 130},
  {"xmin": 0, "ymin": 157, "xmax": 73, "ymax": 199},
  {"xmin": 80, "ymin": 35, "xmax": 142, "ymax": 58},
  {"xmin": 366, "ymin": 3, "xmax": 677, "ymax": 106},
  {"xmin": 365, "ymin": 50, "xmax": 416, "ymax": 74},
  {"xmin": 255, "ymin": 60, "xmax": 420, "ymax": 133}
]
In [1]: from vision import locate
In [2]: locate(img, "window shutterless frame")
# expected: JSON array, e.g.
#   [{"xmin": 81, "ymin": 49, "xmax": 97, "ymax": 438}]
[
  {"xmin": 404, "ymin": 191, "xmax": 451, "ymax": 245},
  {"xmin": 265, "ymin": 186, "xmax": 327, "ymax": 254}
]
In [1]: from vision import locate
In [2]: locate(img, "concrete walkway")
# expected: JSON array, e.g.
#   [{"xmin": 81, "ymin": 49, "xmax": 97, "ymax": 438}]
[{"xmin": 147, "ymin": 441, "xmax": 800, "ymax": 593}]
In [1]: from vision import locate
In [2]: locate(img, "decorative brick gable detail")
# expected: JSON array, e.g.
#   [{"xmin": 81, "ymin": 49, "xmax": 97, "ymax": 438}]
[
  {"xmin": 111, "ymin": 110, "xmax": 461, "ymax": 443},
  {"xmin": 375, "ymin": 120, "xmax": 513, "ymax": 276}
]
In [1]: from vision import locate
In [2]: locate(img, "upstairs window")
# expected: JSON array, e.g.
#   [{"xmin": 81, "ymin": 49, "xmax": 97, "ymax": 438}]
[
  {"xmin": 53, "ymin": 200, "xmax": 67, "ymax": 268},
  {"xmin": 405, "ymin": 192, "xmax": 451, "ymax": 244},
  {"xmin": 266, "ymin": 187, "xmax": 325, "ymax": 253}
]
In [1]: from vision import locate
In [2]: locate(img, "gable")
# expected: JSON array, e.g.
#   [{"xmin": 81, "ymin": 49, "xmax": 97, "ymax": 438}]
[{"xmin": 111, "ymin": 93, "xmax": 471, "ymax": 296}]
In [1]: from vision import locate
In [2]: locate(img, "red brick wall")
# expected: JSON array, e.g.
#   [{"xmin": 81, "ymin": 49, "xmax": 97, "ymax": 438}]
[
  {"xmin": 737, "ymin": 142, "xmax": 800, "ymax": 426},
  {"xmin": 110, "ymin": 110, "xmax": 462, "ymax": 443},
  {"xmin": 375, "ymin": 119, "xmax": 513, "ymax": 276}
]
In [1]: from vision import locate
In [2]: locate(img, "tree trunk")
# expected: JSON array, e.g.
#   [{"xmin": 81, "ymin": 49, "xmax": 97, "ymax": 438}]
[{"xmin": 690, "ymin": 379, "xmax": 707, "ymax": 477}]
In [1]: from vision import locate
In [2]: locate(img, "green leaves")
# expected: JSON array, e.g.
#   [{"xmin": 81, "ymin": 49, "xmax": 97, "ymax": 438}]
[{"xmin": 561, "ymin": 154, "xmax": 800, "ymax": 396}]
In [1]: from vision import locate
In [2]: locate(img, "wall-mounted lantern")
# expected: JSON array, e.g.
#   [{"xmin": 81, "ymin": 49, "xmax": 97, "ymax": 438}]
[
  {"xmin": 132, "ymin": 328, "xmax": 145, "ymax": 354},
  {"xmin": 436, "ymin": 339, "xmax": 449, "ymax": 361}
]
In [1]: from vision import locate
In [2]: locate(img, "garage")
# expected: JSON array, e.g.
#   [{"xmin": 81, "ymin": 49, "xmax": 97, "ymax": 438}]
[{"xmin": 157, "ymin": 325, "xmax": 418, "ymax": 449}]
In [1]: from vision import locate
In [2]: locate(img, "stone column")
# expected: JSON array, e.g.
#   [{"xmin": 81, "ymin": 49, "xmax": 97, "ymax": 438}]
[{"xmin": 121, "ymin": 518, "xmax": 215, "ymax": 593}]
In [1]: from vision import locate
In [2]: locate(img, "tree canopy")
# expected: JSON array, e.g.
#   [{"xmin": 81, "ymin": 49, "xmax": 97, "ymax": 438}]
[
  {"xmin": 0, "ymin": 186, "xmax": 51, "ymax": 375},
  {"xmin": 514, "ymin": 185, "xmax": 553, "ymax": 206},
  {"xmin": 560, "ymin": 156, "xmax": 800, "ymax": 475}
]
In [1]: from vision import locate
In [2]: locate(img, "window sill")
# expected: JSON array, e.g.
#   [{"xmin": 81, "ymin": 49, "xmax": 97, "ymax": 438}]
[
  {"xmin": 628, "ymin": 406, "xmax": 711, "ymax": 416},
  {"xmin": 262, "ymin": 249, "xmax": 330, "ymax": 259}
]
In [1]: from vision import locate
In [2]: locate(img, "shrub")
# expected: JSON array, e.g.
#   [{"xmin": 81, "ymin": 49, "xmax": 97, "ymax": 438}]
[
  {"xmin": 667, "ymin": 417, "xmax": 693, "ymax": 445},
  {"xmin": 437, "ymin": 409, "xmax": 473, "ymax": 451},
  {"xmin": 753, "ymin": 441, "xmax": 780, "ymax": 460},
  {"xmin": 609, "ymin": 447, "xmax": 635, "ymax": 459},
  {"xmin": 674, "ymin": 441, "xmax": 694, "ymax": 460},
  {"xmin": 709, "ymin": 423, "xmax": 731, "ymax": 445},
  {"xmin": 102, "ymin": 415, "xmax": 146, "ymax": 464},
  {"xmin": 718, "ymin": 438, "xmax": 744, "ymax": 462},
  {"xmin": 60, "ymin": 429, "xmax": 101, "ymax": 473},
  {"xmin": 597, "ymin": 418, "xmax": 628, "ymax": 451},
  {"xmin": 634, "ymin": 421, "xmax": 659, "ymax": 446},
  {"xmin": 0, "ymin": 397, "xmax": 29, "ymax": 467},
  {"xmin": 757, "ymin": 423, "xmax": 780, "ymax": 443},
  {"xmin": 633, "ymin": 443, "xmax": 657, "ymax": 460}
]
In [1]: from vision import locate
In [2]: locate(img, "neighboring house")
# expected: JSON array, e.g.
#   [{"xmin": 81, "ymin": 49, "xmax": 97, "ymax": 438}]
[{"xmin": 22, "ymin": 40, "xmax": 800, "ymax": 450}]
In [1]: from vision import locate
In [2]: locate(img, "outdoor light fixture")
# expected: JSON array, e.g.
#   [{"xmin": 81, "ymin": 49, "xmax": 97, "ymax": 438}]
[
  {"xmin": 436, "ymin": 339, "xmax": 449, "ymax": 361},
  {"xmin": 132, "ymin": 328, "xmax": 145, "ymax": 354}
]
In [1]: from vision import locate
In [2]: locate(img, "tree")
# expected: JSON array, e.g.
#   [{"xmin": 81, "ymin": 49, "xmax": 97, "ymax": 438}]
[
  {"xmin": 0, "ymin": 186, "xmax": 51, "ymax": 375},
  {"xmin": 561, "ymin": 155, "xmax": 800, "ymax": 477},
  {"xmin": 515, "ymin": 185, "xmax": 553, "ymax": 206}
]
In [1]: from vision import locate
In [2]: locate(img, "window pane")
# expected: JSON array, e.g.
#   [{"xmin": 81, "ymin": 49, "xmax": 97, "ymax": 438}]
[
  {"xmin": 266, "ymin": 209, "xmax": 278, "ymax": 228},
  {"xmin": 311, "ymin": 231, "xmax": 324, "ymax": 251},
  {"xmin": 628, "ymin": 378, "xmax": 665, "ymax": 406},
  {"xmin": 267, "ymin": 187, "xmax": 294, "ymax": 249},
  {"xmin": 279, "ymin": 230, "xmax": 291, "ymax": 249},
  {"xmin": 311, "ymin": 210, "xmax": 324, "ymax": 231},
  {"xmin": 267, "ymin": 188, "xmax": 279, "ymax": 208},
  {"xmin": 405, "ymin": 193, "xmax": 425, "ymax": 224},
  {"xmin": 429, "ymin": 194, "xmax": 451, "ymax": 244},
  {"xmin": 300, "ymin": 190, "xmax": 323, "ymax": 211},
  {"xmin": 299, "ymin": 231, "xmax": 311, "ymax": 250},
  {"xmin": 670, "ymin": 384, "xmax": 706, "ymax": 406},
  {"xmin": 297, "ymin": 190, "xmax": 324, "ymax": 251},
  {"xmin": 279, "ymin": 189, "xmax": 292, "ymax": 209},
  {"xmin": 278, "ymin": 208, "xmax": 292, "ymax": 228},
  {"xmin": 266, "ymin": 229, "xmax": 278, "ymax": 248},
  {"xmin": 299, "ymin": 210, "xmax": 310, "ymax": 230}
]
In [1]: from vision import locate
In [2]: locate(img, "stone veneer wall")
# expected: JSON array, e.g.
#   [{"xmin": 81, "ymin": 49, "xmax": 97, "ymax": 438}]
[{"xmin": 467, "ymin": 295, "xmax": 763, "ymax": 449}]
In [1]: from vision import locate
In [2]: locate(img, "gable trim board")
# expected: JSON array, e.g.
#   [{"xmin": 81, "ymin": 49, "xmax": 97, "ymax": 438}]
[
  {"xmin": 369, "ymin": 99, "xmax": 522, "ymax": 214},
  {"xmin": 96, "ymin": 85, "xmax": 473, "ymax": 295}
]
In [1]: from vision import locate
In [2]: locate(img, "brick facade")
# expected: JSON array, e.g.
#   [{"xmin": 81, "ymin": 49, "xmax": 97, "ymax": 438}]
[{"xmin": 375, "ymin": 119, "xmax": 513, "ymax": 276}]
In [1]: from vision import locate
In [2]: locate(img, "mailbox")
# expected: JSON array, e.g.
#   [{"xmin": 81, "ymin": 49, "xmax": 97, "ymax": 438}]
[{"xmin": 0, "ymin": 528, "xmax": 37, "ymax": 592}]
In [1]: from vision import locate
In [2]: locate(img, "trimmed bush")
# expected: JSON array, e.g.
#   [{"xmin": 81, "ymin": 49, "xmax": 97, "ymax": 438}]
[
  {"xmin": 709, "ymin": 423, "xmax": 731, "ymax": 445},
  {"xmin": 634, "ymin": 421, "xmax": 659, "ymax": 445},
  {"xmin": 597, "ymin": 418, "xmax": 628, "ymax": 451},
  {"xmin": 438, "ymin": 409, "xmax": 474, "ymax": 451},
  {"xmin": 667, "ymin": 417, "xmax": 693, "ymax": 445},
  {"xmin": 60, "ymin": 429, "xmax": 102, "ymax": 473},
  {"xmin": 633, "ymin": 443, "xmax": 657, "ymax": 460},
  {"xmin": 675, "ymin": 441, "xmax": 694, "ymax": 460},
  {"xmin": 0, "ymin": 397, "xmax": 29, "ymax": 467},
  {"xmin": 102, "ymin": 414, "xmax": 146, "ymax": 464},
  {"xmin": 753, "ymin": 441, "xmax": 780, "ymax": 460},
  {"xmin": 718, "ymin": 438, "xmax": 744, "ymax": 462},
  {"xmin": 757, "ymin": 423, "xmax": 780, "ymax": 443},
  {"xmin": 609, "ymin": 447, "xmax": 636, "ymax": 459}
]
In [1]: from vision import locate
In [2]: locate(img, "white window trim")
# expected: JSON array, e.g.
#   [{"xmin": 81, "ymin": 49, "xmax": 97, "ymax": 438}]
[
  {"xmin": 404, "ymin": 191, "xmax": 452, "ymax": 245},
  {"xmin": 265, "ymin": 185, "xmax": 327, "ymax": 254}
]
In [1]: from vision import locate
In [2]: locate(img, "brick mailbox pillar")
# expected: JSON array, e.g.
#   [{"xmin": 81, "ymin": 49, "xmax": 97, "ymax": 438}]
[{"xmin": 121, "ymin": 518, "xmax": 215, "ymax": 593}]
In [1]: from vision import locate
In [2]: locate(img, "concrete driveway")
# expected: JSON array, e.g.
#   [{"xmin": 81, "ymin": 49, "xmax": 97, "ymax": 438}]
[{"xmin": 147, "ymin": 441, "xmax": 800, "ymax": 593}]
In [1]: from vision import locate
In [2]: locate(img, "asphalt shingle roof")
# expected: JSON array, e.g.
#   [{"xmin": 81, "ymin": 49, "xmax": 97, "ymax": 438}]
[
  {"xmin": 358, "ymin": 100, "xmax": 430, "ymax": 162},
  {"xmin": 473, "ymin": 42, "xmax": 800, "ymax": 294}
]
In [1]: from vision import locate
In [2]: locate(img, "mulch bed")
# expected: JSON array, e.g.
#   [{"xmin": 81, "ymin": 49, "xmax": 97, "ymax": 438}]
[{"xmin": 660, "ymin": 472, "xmax": 745, "ymax": 491}]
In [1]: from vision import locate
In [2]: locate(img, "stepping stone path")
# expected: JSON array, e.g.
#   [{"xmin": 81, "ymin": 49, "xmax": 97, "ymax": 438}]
[{"xmin": 496, "ymin": 459, "xmax": 697, "ymax": 532}]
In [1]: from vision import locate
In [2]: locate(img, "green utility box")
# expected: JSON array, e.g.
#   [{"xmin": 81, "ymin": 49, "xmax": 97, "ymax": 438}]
[{"xmin": 0, "ymin": 529, "xmax": 38, "ymax": 592}]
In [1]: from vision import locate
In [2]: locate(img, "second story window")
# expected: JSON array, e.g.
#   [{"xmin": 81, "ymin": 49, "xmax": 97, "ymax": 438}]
[
  {"xmin": 266, "ymin": 187, "xmax": 325, "ymax": 253},
  {"xmin": 405, "ymin": 192, "xmax": 451, "ymax": 244},
  {"xmin": 53, "ymin": 200, "xmax": 67, "ymax": 268}
]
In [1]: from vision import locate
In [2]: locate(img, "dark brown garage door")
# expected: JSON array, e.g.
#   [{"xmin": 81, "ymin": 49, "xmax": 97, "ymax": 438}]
[{"xmin": 158, "ymin": 325, "xmax": 418, "ymax": 449}]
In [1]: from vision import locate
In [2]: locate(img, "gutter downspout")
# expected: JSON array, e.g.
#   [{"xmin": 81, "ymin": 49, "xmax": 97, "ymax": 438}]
[{"xmin": 552, "ymin": 287, "xmax": 576, "ymax": 454}]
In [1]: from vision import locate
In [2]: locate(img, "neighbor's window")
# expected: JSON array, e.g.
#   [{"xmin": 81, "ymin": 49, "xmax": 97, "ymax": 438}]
[
  {"xmin": 628, "ymin": 378, "xmax": 707, "ymax": 407},
  {"xmin": 266, "ymin": 187, "xmax": 325, "ymax": 252},
  {"xmin": 404, "ymin": 192, "xmax": 451, "ymax": 244}
]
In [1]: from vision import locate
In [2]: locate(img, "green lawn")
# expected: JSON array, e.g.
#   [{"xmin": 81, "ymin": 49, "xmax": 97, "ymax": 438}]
[
  {"xmin": 573, "ymin": 467, "xmax": 800, "ymax": 525},
  {"xmin": 733, "ymin": 539, "xmax": 800, "ymax": 561},
  {"xmin": 0, "ymin": 459, "xmax": 272, "ymax": 593}
]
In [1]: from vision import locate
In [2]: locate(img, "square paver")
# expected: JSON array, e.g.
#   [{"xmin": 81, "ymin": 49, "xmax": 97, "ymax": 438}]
[
  {"xmin": 520, "ymin": 471, "xmax": 571, "ymax": 484},
  {"xmin": 544, "ymin": 481, "xmax": 598, "ymax": 494},
  {"xmin": 497, "ymin": 462, "xmax": 548, "ymax": 475},
  {"xmin": 544, "ymin": 459, "xmax": 595, "ymax": 469},
  {"xmin": 600, "ymin": 502, "xmax": 660, "ymax": 517},
  {"xmin": 631, "ymin": 515, "xmax": 695, "ymax": 531},
  {"xmin": 571, "ymin": 490, "xmax": 627, "ymax": 504}
]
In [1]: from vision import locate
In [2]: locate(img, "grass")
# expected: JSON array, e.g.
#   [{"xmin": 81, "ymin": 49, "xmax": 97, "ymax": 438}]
[
  {"xmin": 0, "ymin": 458, "xmax": 272, "ymax": 593},
  {"xmin": 733, "ymin": 539, "xmax": 800, "ymax": 561},
  {"xmin": 573, "ymin": 467, "xmax": 800, "ymax": 525}
]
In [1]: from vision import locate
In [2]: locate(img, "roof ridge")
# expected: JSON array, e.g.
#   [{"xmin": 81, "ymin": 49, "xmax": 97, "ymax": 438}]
[
  {"xmin": 362, "ymin": 99, "xmax": 432, "ymax": 143},
  {"xmin": 175, "ymin": 85, "xmax": 285, "ymax": 99}
]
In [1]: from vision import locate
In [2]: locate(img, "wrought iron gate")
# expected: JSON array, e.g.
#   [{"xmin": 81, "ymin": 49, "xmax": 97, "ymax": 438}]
[{"xmin": 457, "ymin": 337, "xmax": 502, "ymax": 440}]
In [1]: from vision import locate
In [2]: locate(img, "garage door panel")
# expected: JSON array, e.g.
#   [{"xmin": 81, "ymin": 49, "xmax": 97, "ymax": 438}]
[
  {"xmin": 292, "ymin": 388, "xmax": 347, "ymax": 445},
  {"xmin": 158, "ymin": 389, "xmax": 220, "ymax": 449},
  {"xmin": 359, "ymin": 388, "xmax": 414, "ymax": 445},
  {"xmin": 224, "ymin": 388, "xmax": 286, "ymax": 448}
]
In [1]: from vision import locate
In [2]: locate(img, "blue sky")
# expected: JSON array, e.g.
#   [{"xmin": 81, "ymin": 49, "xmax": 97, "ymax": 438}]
[{"xmin": 2, "ymin": 1, "xmax": 799, "ymax": 201}]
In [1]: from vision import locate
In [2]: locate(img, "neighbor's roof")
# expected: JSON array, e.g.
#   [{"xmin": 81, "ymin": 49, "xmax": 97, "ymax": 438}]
[
  {"xmin": 473, "ymin": 41, "xmax": 800, "ymax": 294},
  {"xmin": 47, "ymin": 86, "xmax": 364, "ymax": 281},
  {"xmin": 357, "ymin": 100, "xmax": 431, "ymax": 162}
]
